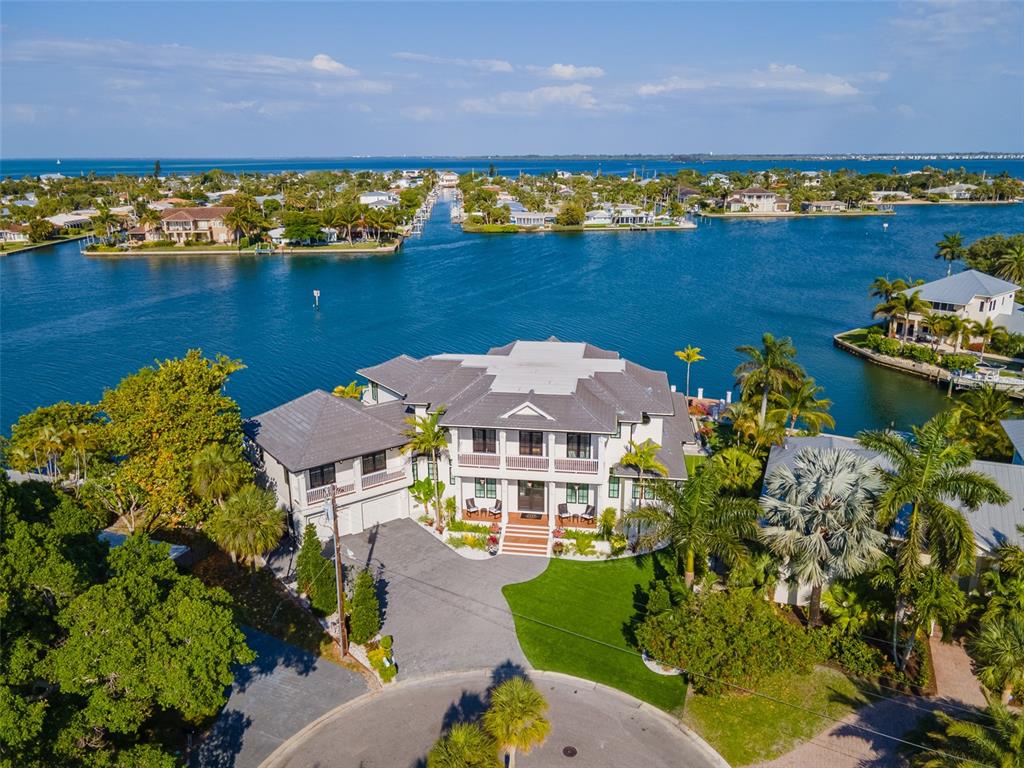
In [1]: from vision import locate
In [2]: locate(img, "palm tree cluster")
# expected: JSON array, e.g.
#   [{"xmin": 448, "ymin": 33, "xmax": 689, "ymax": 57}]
[
  {"xmin": 427, "ymin": 676, "xmax": 550, "ymax": 768},
  {"xmin": 7, "ymin": 421, "xmax": 98, "ymax": 483}
]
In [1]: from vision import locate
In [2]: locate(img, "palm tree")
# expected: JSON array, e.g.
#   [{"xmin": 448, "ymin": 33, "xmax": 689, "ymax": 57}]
[
  {"xmin": 427, "ymin": 723, "xmax": 500, "ymax": 768},
  {"xmin": 338, "ymin": 206, "xmax": 360, "ymax": 244},
  {"xmin": 859, "ymin": 412, "xmax": 1009, "ymax": 665},
  {"xmin": 92, "ymin": 206, "xmax": 118, "ymax": 239},
  {"xmin": 364, "ymin": 208, "xmax": 383, "ymax": 242},
  {"xmin": 912, "ymin": 697, "xmax": 1024, "ymax": 767},
  {"xmin": 950, "ymin": 386, "xmax": 1020, "ymax": 460},
  {"xmin": 935, "ymin": 232, "xmax": 965, "ymax": 276},
  {"xmin": 734, "ymin": 333, "xmax": 804, "ymax": 426},
  {"xmin": 760, "ymin": 447, "xmax": 887, "ymax": 625},
  {"xmin": 332, "ymin": 380, "xmax": 365, "ymax": 400},
  {"xmin": 994, "ymin": 241, "xmax": 1024, "ymax": 285},
  {"xmin": 971, "ymin": 615, "xmax": 1024, "ymax": 704},
  {"xmin": 674, "ymin": 345, "xmax": 705, "ymax": 399},
  {"xmin": 620, "ymin": 439, "xmax": 668, "ymax": 508},
  {"xmin": 992, "ymin": 525, "xmax": 1024, "ymax": 577},
  {"xmin": 206, "ymin": 485, "xmax": 285, "ymax": 572},
  {"xmin": 725, "ymin": 399, "xmax": 787, "ymax": 454},
  {"xmin": 822, "ymin": 577, "xmax": 885, "ymax": 636},
  {"xmin": 869, "ymin": 276, "xmax": 912, "ymax": 303},
  {"xmin": 768, "ymin": 376, "xmax": 835, "ymax": 433},
  {"xmin": 710, "ymin": 446, "xmax": 763, "ymax": 494},
  {"xmin": 191, "ymin": 442, "xmax": 249, "ymax": 507},
  {"xmin": 482, "ymin": 677, "xmax": 551, "ymax": 768},
  {"xmin": 63, "ymin": 424, "xmax": 94, "ymax": 482},
  {"xmin": 941, "ymin": 314, "xmax": 972, "ymax": 355},
  {"xmin": 970, "ymin": 316, "xmax": 1008, "ymax": 358},
  {"xmin": 38, "ymin": 424, "xmax": 64, "ymax": 480},
  {"xmin": 978, "ymin": 567, "xmax": 1024, "ymax": 624},
  {"xmin": 875, "ymin": 290, "xmax": 930, "ymax": 342},
  {"xmin": 626, "ymin": 465, "xmax": 758, "ymax": 587},
  {"xmin": 401, "ymin": 408, "xmax": 448, "ymax": 532}
]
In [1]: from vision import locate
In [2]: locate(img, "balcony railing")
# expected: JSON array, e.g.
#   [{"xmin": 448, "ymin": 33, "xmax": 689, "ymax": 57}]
[
  {"xmin": 554, "ymin": 457, "xmax": 599, "ymax": 474},
  {"xmin": 506, "ymin": 455, "xmax": 550, "ymax": 471},
  {"xmin": 361, "ymin": 468, "xmax": 407, "ymax": 489},
  {"xmin": 305, "ymin": 483, "xmax": 355, "ymax": 506},
  {"xmin": 458, "ymin": 452, "xmax": 500, "ymax": 468}
]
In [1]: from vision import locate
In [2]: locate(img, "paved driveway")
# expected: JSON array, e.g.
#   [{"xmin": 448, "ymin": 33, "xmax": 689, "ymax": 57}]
[
  {"xmin": 337, "ymin": 519, "xmax": 549, "ymax": 678},
  {"xmin": 263, "ymin": 670, "xmax": 727, "ymax": 768},
  {"xmin": 191, "ymin": 628, "xmax": 367, "ymax": 768}
]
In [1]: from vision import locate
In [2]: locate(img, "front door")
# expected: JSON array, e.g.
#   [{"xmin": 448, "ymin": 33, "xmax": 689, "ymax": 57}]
[{"xmin": 517, "ymin": 481, "xmax": 545, "ymax": 515}]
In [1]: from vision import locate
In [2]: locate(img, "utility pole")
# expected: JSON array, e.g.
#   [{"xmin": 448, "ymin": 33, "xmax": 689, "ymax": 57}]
[{"xmin": 328, "ymin": 486, "xmax": 348, "ymax": 655}]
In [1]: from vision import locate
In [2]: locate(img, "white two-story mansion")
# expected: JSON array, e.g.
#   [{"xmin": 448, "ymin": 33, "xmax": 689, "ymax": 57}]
[
  {"xmin": 894, "ymin": 269, "xmax": 1024, "ymax": 341},
  {"xmin": 247, "ymin": 339, "xmax": 698, "ymax": 555}
]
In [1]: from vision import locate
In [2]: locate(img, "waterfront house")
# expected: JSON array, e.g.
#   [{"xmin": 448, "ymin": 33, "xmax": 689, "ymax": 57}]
[
  {"xmin": 247, "ymin": 339, "xmax": 699, "ymax": 555},
  {"xmin": 611, "ymin": 204, "xmax": 653, "ymax": 226},
  {"xmin": 675, "ymin": 187, "xmax": 701, "ymax": 204},
  {"xmin": 725, "ymin": 187, "xmax": 789, "ymax": 213},
  {"xmin": 585, "ymin": 209, "xmax": 613, "ymax": 226},
  {"xmin": 896, "ymin": 269, "xmax": 1024, "ymax": 340},
  {"xmin": 801, "ymin": 200, "xmax": 848, "ymax": 213},
  {"xmin": 764, "ymin": 434, "xmax": 1024, "ymax": 605},
  {"xmin": 439, "ymin": 172, "xmax": 460, "ymax": 188},
  {"xmin": 509, "ymin": 210, "xmax": 551, "ymax": 228},
  {"xmin": 358, "ymin": 191, "xmax": 399, "ymax": 207},
  {"xmin": 45, "ymin": 212, "xmax": 92, "ymax": 229},
  {"xmin": 870, "ymin": 190, "xmax": 912, "ymax": 203},
  {"xmin": 158, "ymin": 206, "xmax": 236, "ymax": 244},
  {"xmin": 0, "ymin": 224, "xmax": 29, "ymax": 243},
  {"xmin": 702, "ymin": 173, "xmax": 732, "ymax": 188},
  {"xmin": 926, "ymin": 183, "xmax": 977, "ymax": 200}
]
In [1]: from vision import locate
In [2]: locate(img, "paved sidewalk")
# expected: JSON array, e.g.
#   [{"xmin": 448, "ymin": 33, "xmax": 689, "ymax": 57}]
[
  {"xmin": 928, "ymin": 635, "xmax": 987, "ymax": 708},
  {"xmin": 190, "ymin": 628, "xmax": 367, "ymax": 768}
]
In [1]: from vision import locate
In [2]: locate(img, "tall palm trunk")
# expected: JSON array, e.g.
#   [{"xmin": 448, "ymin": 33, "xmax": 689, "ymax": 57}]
[
  {"xmin": 684, "ymin": 548, "xmax": 695, "ymax": 588},
  {"xmin": 759, "ymin": 388, "xmax": 769, "ymax": 426},
  {"xmin": 685, "ymin": 364, "xmax": 691, "ymax": 399},
  {"xmin": 808, "ymin": 584, "xmax": 822, "ymax": 626},
  {"xmin": 508, "ymin": 746, "xmax": 518, "ymax": 768},
  {"xmin": 432, "ymin": 448, "xmax": 443, "ymax": 533}
]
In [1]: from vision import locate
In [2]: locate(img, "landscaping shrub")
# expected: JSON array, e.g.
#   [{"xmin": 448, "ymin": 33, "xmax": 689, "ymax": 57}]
[
  {"xmin": 875, "ymin": 337, "xmax": 902, "ymax": 356},
  {"xmin": 348, "ymin": 569, "xmax": 381, "ymax": 644},
  {"xmin": 564, "ymin": 530, "xmax": 596, "ymax": 555},
  {"xmin": 310, "ymin": 559, "xmax": 338, "ymax": 616},
  {"xmin": 447, "ymin": 519, "xmax": 491, "ymax": 534},
  {"xmin": 296, "ymin": 523, "xmax": 337, "ymax": 615},
  {"xmin": 940, "ymin": 353, "xmax": 978, "ymax": 371},
  {"xmin": 598, "ymin": 507, "xmax": 617, "ymax": 539},
  {"xmin": 818, "ymin": 625, "xmax": 886, "ymax": 678},
  {"xmin": 610, "ymin": 534, "xmax": 628, "ymax": 556},
  {"xmin": 367, "ymin": 646, "xmax": 396, "ymax": 682},
  {"xmin": 902, "ymin": 344, "xmax": 938, "ymax": 364},
  {"xmin": 446, "ymin": 533, "xmax": 487, "ymax": 549},
  {"xmin": 635, "ymin": 589, "xmax": 818, "ymax": 695}
]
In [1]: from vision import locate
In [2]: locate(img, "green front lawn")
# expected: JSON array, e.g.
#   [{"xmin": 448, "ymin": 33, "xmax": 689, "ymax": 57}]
[
  {"xmin": 502, "ymin": 553, "xmax": 687, "ymax": 712},
  {"xmin": 683, "ymin": 666, "xmax": 869, "ymax": 766}
]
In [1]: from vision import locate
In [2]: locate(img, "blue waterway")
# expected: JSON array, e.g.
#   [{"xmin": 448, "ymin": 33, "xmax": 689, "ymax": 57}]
[
  {"xmin": 2, "ymin": 156, "xmax": 1023, "ymax": 179},
  {"xmin": 1, "ymin": 200, "xmax": 1022, "ymax": 433}
]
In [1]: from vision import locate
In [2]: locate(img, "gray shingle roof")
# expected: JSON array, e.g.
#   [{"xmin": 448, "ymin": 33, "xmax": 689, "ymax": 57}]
[
  {"xmin": 902, "ymin": 269, "xmax": 1019, "ymax": 306},
  {"xmin": 612, "ymin": 393, "xmax": 698, "ymax": 482},
  {"xmin": 246, "ymin": 390, "xmax": 409, "ymax": 472},
  {"xmin": 359, "ymin": 340, "xmax": 676, "ymax": 433},
  {"xmin": 765, "ymin": 436, "xmax": 1024, "ymax": 554}
]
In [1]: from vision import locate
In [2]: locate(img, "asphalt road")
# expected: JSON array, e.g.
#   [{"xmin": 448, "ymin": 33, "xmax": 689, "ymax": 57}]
[{"xmin": 262, "ymin": 670, "xmax": 727, "ymax": 768}]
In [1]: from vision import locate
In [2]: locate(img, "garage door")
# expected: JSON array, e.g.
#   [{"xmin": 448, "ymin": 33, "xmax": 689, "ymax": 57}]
[{"xmin": 360, "ymin": 493, "xmax": 406, "ymax": 529}]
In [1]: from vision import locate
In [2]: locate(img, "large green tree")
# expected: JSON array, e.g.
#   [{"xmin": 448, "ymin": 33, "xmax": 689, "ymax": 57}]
[
  {"xmin": 935, "ymin": 232, "xmax": 965, "ymax": 276},
  {"xmin": 427, "ymin": 723, "xmax": 500, "ymax": 768},
  {"xmin": 734, "ymin": 333, "xmax": 804, "ymax": 426},
  {"xmin": 401, "ymin": 408, "xmax": 448, "ymax": 532},
  {"xmin": 206, "ymin": 485, "xmax": 284, "ymax": 571},
  {"xmin": 100, "ymin": 350, "xmax": 247, "ymax": 529},
  {"xmin": 912, "ymin": 698, "xmax": 1024, "ymax": 768},
  {"xmin": 482, "ymin": 677, "xmax": 551, "ymax": 768}
]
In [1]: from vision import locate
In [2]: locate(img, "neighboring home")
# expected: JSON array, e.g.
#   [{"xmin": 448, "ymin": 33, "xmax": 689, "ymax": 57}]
[
  {"xmin": 802, "ymin": 200, "xmax": 848, "ymax": 213},
  {"xmin": 255, "ymin": 193, "xmax": 284, "ymax": 207},
  {"xmin": 206, "ymin": 188, "xmax": 239, "ymax": 203},
  {"xmin": 896, "ymin": 269, "xmax": 1024, "ymax": 340},
  {"xmin": 1001, "ymin": 419, "xmax": 1024, "ymax": 465},
  {"xmin": 266, "ymin": 226, "xmax": 337, "ymax": 246},
  {"xmin": 439, "ymin": 172, "xmax": 460, "ymax": 188},
  {"xmin": 675, "ymin": 187, "xmax": 701, "ymax": 204},
  {"xmin": 149, "ymin": 198, "xmax": 192, "ymax": 211},
  {"xmin": 927, "ymin": 183, "xmax": 977, "ymax": 200},
  {"xmin": 247, "ymin": 339, "xmax": 699, "ymax": 554},
  {"xmin": 555, "ymin": 170, "xmax": 573, "ymax": 179},
  {"xmin": 702, "ymin": 173, "xmax": 732, "ymax": 188},
  {"xmin": 358, "ymin": 190, "xmax": 398, "ymax": 207},
  {"xmin": 45, "ymin": 212, "xmax": 92, "ymax": 229},
  {"xmin": 611, "ymin": 204, "xmax": 653, "ymax": 226},
  {"xmin": 764, "ymin": 434, "xmax": 1024, "ymax": 605},
  {"xmin": 870, "ymin": 190, "xmax": 912, "ymax": 203},
  {"xmin": 585, "ymin": 209, "xmax": 613, "ymax": 226},
  {"xmin": 800, "ymin": 171, "xmax": 823, "ymax": 188},
  {"xmin": 725, "ymin": 187, "xmax": 789, "ymax": 213},
  {"xmin": 0, "ymin": 224, "xmax": 30, "ymax": 243},
  {"xmin": 158, "ymin": 206, "xmax": 236, "ymax": 244},
  {"xmin": 509, "ymin": 210, "xmax": 550, "ymax": 228}
]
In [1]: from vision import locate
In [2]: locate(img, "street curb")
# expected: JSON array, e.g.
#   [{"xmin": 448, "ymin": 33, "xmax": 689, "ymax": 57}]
[{"xmin": 258, "ymin": 668, "xmax": 730, "ymax": 768}]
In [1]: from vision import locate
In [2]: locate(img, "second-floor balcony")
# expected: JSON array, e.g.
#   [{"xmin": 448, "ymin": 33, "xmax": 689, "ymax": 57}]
[
  {"xmin": 553, "ymin": 457, "xmax": 599, "ymax": 474},
  {"xmin": 361, "ymin": 468, "xmax": 407, "ymax": 489},
  {"xmin": 305, "ymin": 483, "xmax": 355, "ymax": 506},
  {"xmin": 303, "ymin": 468, "xmax": 406, "ymax": 506},
  {"xmin": 458, "ymin": 452, "xmax": 501, "ymax": 468},
  {"xmin": 506, "ymin": 455, "xmax": 550, "ymax": 471}
]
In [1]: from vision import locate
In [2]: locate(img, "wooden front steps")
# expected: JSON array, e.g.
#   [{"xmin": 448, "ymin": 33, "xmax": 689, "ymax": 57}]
[{"xmin": 500, "ymin": 523, "xmax": 550, "ymax": 557}]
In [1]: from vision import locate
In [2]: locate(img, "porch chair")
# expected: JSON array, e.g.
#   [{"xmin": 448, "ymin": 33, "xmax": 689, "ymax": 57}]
[
  {"xmin": 557, "ymin": 503, "xmax": 575, "ymax": 523},
  {"xmin": 489, "ymin": 500, "xmax": 503, "ymax": 518},
  {"xmin": 465, "ymin": 498, "xmax": 479, "ymax": 516},
  {"xmin": 578, "ymin": 504, "xmax": 596, "ymax": 524}
]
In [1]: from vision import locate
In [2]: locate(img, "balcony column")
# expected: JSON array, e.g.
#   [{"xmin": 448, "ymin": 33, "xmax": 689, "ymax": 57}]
[
  {"xmin": 352, "ymin": 458, "xmax": 362, "ymax": 493},
  {"xmin": 547, "ymin": 480, "xmax": 556, "ymax": 532},
  {"xmin": 499, "ymin": 429, "xmax": 507, "ymax": 470},
  {"xmin": 501, "ymin": 479, "xmax": 509, "ymax": 525}
]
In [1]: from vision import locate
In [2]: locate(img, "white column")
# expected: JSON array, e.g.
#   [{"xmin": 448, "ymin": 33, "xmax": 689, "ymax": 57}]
[
  {"xmin": 547, "ymin": 480, "xmax": 556, "ymax": 532},
  {"xmin": 501, "ymin": 478, "xmax": 509, "ymax": 525}
]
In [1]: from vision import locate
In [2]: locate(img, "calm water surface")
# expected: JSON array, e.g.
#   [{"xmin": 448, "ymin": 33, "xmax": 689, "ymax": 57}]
[{"xmin": 2, "ymin": 201, "xmax": 1022, "ymax": 433}]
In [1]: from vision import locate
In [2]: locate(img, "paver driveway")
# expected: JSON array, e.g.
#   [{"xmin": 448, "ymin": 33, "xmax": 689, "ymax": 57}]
[{"xmin": 335, "ymin": 518, "xmax": 549, "ymax": 677}]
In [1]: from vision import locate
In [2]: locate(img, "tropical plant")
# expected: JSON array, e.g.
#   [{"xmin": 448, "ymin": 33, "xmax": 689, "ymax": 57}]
[
  {"xmin": 734, "ymin": 332, "xmax": 804, "ymax": 426},
  {"xmin": 760, "ymin": 447, "xmax": 887, "ymax": 624},
  {"xmin": 674, "ymin": 345, "xmax": 705, "ymax": 399},
  {"xmin": 427, "ymin": 723, "xmax": 500, "ymax": 768},
  {"xmin": 482, "ymin": 677, "xmax": 551, "ymax": 768},
  {"xmin": 822, "ymin": 576, "xmax": 886, "ymax": 636},
  {"xmin": 710, "ymin": 446, "xmax": 763, "ymax": 494},
  {"xmin": 206, "ymin": 485, "xmax": 285, "ymax": 572},
  {"xmin": 993, "ymin": 240, "xmax": 1024, "ymax": 285},
  {"xmin": 970, "ymin": 316, "xmax": 1009, "ymax": 358},
  {"xmin": 348, "ymin": 569, "xmax": 381, "ymax": 644},
  {"xmin": 978, "ymin": 567, "xmax": 1024, "ymax": 625},
  {"xmin": 619, "ymin": 439, "xmax": 667, "ymax": 507},
  {"xmin": 725, "ymin": 399, "xmax": 787, "ymax": 454},
  {"xmin": 949, "ymin": 386, "xmax": 1020, "ymax": 460},
  {"xmin": 191, "ymin": 441, "xmax": 250, "ymax": 506},
  {"xmin": 768, "ymin": 376, "xmax": 835, "ymax": 433},
  {"xmin": 875, "ymin": 290, "xmax": 930, "ymax": 342},
  {"xmin": 332, "ymin": 380, "xmax": 365, "ymax": 400},
  {"xmin": 869, "ymin": 276, "xmax": 912, "ymax": 304},
  {"xmin": 935, "ymin": 232, "xmax": 965, "ymax": 276},
  {"xmin": 859, "ymin": 412, "xmax": 1010, "ymax": 666},
  {"xmin": 626, "ymin": 466, "xmax": 758, "ymax": 588},
  {"xmin": 401, "ymin": 408, "xmax": 448, "ymax": 532},
  {"xmin": 912, "ymin": 697, "xmax": 1024, "ymax": 767},
  {"xmin": 970, "ymin": 614, "xmax": 1024, "ymax": 704}
]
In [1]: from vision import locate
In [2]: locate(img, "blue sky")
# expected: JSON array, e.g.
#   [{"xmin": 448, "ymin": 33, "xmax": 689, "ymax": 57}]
[{"xmin": 2, "ymin": 1, "xmax": 1021, "ymax": 157}]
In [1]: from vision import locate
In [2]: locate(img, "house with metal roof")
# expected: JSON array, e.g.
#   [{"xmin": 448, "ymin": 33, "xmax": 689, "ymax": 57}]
[
  {"xmin": 896, "ymin": 269, "xmax": 1024, "ymax": 339},
  {"xmin": 764, "ymin": 434, "xmax": 1024, "ymax": 605},
  {"xmin": 1000, "ymin": 419, "xmax": 1024, "ymax": 465},
  {"xmin": 247, "ymin": 339, "xmax": 699, "ymax": 555}
]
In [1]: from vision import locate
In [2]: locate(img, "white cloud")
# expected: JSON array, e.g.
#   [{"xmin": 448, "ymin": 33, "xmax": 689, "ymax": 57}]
[
  {"xmin": 9, "ymin": 104, "xmax": 39, "ymax": 123},
  {"xmin": 638, "ymin": 64, "xmax": 861, "ymax": 98},
  {"xmin": 889, "ymin": 0, "xmax": 1021, "ymax": 51},
  {"xmin": 311, "ymin": 53, "xmax": 356, "ymax": 75},
  {"xmin": 392, "ymin": 51, "xmax": 513, "ymax": 73},
  {"xmin": 461, "ymin": 83, "xmax": 606, "ymax": 114},
  {"xmin": 534, "ymin": 63, "xmax": 605, "ymax": 80},
  {"xmin": 895, "ymin": 104, "xmax": 916, "ymax": 118},
  {"xmin": 400, "ymin": 105, "xmax": 443, "ymax": 122}
]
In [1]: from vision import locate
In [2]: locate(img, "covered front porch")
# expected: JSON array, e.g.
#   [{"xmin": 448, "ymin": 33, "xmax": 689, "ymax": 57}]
[{"xmin": 459, "ymin": 478, "xmax": 597, "ymax": 531}]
